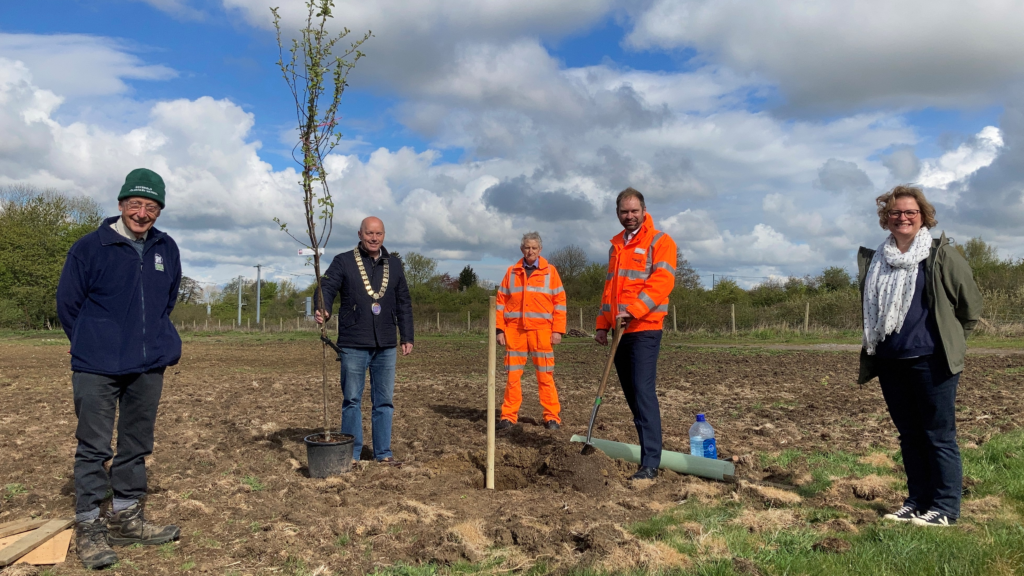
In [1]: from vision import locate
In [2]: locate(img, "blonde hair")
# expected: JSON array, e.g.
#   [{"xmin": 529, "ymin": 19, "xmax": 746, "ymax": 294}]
[{"xmin": 875, "ymin": 185, "xmax": 938, "ymax": 229}]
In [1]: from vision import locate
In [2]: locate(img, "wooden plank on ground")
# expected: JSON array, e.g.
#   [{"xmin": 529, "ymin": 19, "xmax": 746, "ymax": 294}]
[
  {"xmin": 0, "ymin": 519, "xmax": 47, "ymax": 539},
  {"xmin": 18, "ymin": 528, "xmax": 73, "ymax": 565},
  {"xmin": 0, "ymin": 519, "xmax": 74, "ymax": 567}
]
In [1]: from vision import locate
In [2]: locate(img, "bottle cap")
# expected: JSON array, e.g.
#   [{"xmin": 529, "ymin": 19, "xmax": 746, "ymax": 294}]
[{"xmin": 696, "ymin": 414, "xmax": 706, "ymax": 422}]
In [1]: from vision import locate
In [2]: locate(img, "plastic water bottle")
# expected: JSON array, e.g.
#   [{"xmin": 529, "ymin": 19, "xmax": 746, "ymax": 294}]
[{"xmin": 689, "ymin": 414, "xmax": 717, "ymax": 459}]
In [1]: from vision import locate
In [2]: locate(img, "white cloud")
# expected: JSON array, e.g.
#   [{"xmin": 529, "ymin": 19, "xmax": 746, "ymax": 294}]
[
  {"xmin": 0, "ymin": 33, "xmax": 176, "ymax": 99},
  {"xmin": 223, "ymin": 0, "xmax": 616, "ymax": 97},
  {"xmin": 917, "ymin": 126, "xmax": 1002, "ymax": 203},
  {"xmin": 626, "ymin": 0, "xmax": 1024, "ymax": 111},
  {"xmin": 7, "ymin": 23, "xmax": 1024, "ymax": 288},
  {"xmin": 134, "ymin": 0, "xmax": 207, "ymax": 20}
]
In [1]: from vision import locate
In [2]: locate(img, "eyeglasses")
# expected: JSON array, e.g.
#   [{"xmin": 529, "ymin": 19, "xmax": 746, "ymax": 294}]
[
  {"xmin": 124, "ymin": 200, "xmax": 161, "ymax": 216},
  {"xmin": 887, "ymin": 209, "xmax": 920, "ymax": 219}
]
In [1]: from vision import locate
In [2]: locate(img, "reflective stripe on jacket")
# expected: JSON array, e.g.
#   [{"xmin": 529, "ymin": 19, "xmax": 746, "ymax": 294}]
[
  {"xmin": 597, "ymin": 212, "xmax": 677, "ymax": 334},
  {"xmin": 496, "ymin": 256, "xmax": 567, "ymax": 333}
]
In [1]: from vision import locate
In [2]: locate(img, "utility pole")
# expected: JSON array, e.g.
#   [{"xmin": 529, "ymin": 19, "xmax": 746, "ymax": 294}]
[
  {"xmin": 237, "ymin": 275, "xmax": 243, "ymax": 326},
  {"xmin": 254, "ymin": 264, "xmax": 262, "ymax": 323}
]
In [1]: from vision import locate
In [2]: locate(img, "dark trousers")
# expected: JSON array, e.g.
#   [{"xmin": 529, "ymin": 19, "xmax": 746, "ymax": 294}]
[
  {"xmin": 613, "ymin": 330, "xmax": 663, "ymax": 469},
  {"xmin": 72, "ymin": 369, "xmax": 164, "ymax": 514},
  {"xmin": 878, "ymin": 356, "xmax": 962, "ymax": 518}
]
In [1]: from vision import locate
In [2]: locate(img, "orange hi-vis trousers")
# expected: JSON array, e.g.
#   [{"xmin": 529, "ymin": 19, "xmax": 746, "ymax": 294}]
[{"xmin": 501, "ymin": 324, "xmax": 560, "ymax": 424}]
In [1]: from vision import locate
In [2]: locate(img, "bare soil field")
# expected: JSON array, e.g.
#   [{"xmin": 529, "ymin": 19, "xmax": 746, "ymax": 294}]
[{"xmin": 2, "ymin": 336, "xmax": 1024, "ymax": 575}]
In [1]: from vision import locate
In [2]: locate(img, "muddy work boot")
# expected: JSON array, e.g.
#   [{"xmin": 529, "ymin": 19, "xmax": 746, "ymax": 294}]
[
  {"xmin": 107, "ymin": 502, "xmax": 181, "ymax": 546},
  {"xmin": 75, "ymin": 518, "xmax": 118, "ymax": 570}
]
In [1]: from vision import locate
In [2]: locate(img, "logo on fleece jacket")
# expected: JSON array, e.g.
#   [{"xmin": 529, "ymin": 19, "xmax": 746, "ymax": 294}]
[{"xmin": 155, "ymin": 253, "xmax": 164, "ymax": 272}]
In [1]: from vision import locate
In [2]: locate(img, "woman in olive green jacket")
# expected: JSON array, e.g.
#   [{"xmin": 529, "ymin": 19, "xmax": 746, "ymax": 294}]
[{"xmin": 858, "ymin": 185, "xmax": 982, "ymax": 528}]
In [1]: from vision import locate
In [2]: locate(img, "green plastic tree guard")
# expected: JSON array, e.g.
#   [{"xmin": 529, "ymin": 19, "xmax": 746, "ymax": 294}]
[{"xmin": 570, "ymin": 434, "xmax": 735, "ymax": 482}]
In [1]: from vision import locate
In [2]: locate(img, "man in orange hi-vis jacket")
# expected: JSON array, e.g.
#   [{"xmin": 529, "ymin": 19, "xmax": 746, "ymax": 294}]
[
  {"xmin": 596, "ymin": 187, "xmax": 677, "ymax": 480},
  {"xmin": 496, "ymin": 231, "xmax": 567, "ymax": 430}
]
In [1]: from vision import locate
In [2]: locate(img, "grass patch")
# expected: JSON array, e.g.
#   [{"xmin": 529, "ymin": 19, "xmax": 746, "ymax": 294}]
[
  {"xmin": 760, "ymin": 448, "xmax": 898, "ymax": 497},
  {"xmin": 242, "ymin": 475, "xmax": 265, "ymax": 492},
  {"xmin": 2, "ymin": 483, "xmax": 27, "ymax": 501},
  {"xmin": 157, "ymin": 542, "xmax": 176, "ymax": 559},
  {"xmin": 963, "ymin": 428, "xmax": 1024, "ymax": 508}
]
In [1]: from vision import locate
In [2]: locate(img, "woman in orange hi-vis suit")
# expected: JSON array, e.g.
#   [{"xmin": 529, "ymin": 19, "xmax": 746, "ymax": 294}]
[{"xmin": 496, "ymin": 232, "xmax": 567, "ymax": 430}]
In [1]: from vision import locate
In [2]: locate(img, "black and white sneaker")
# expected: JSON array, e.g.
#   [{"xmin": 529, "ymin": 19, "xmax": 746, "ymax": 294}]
[
  {"xmin": 911, "ymin": 510, "xmax": 956, "ymax": 527},
  {"xmin": 882, "ymin": 505, "xmax": 919, "ymax": 522}
]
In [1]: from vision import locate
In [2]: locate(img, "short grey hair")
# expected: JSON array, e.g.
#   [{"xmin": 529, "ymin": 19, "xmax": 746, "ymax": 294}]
[{"xmin": 521, "ymin": 231, "xmax": 542, "ymax": 248}]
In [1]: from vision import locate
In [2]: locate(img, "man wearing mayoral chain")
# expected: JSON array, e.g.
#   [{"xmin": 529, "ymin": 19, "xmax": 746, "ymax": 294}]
[{"xmin": 316, "ymin": 216, "xmax": 414, "ymax": 464}]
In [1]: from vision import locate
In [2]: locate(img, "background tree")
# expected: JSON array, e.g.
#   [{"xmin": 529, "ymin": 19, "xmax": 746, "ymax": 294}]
[
  {"xmin": 458, "ymin": 265, "xmax": 478, "ymax": 290},
  {"xmin": 272, "ymin": 0, "xmax": 370, "ymax": 439},
  {"xmin": 816, "ymin": 266, "xmax": 854, "ymax": 292},
  {"xmin": 403, "ymin": 252, "xmax": 438, "ymax": 288},
  {"xmin": 0, "ymin": 185, "xmax": 103, "ymax": 328},
  {"xmin": 675, "ymin": 251, "xmax": 702, "ymax": 291},
  {"xmin": 547, "ymin": 245, "xmax": 588, "ymax": 284},
  {"xmin": 177, "ymin": 276, "xmax": 204, "ymax": 304},
  {"xmin": 958, "ymin": 237, "xmax": 1000, "ymax": 270}
]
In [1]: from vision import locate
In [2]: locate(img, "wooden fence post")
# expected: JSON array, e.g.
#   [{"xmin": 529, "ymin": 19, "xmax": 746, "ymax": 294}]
[
  {"xmin": 673, "ymin": 305, "xmax": 677, "ymax": 333},
  {"xmin": 487, "ymin": 296, "xmax": 496, "ymax": 489},
  {"xmin": 804, "ymin": 301, "xmax": 810, "ymax": 332},
  {"xmin": 437, "ymin": 312, "xmax": 440, "ymax": 332},
  {"xmin": 247, "ymin": 318, "xmax": 250, "ymax": 331},
  {"xmin": 580, "ymin": 308, "xmax": 584, "ymax": 330},
  {"xmin": 731, "ymin": 304, "xmax": 736, "ymax": 335}
]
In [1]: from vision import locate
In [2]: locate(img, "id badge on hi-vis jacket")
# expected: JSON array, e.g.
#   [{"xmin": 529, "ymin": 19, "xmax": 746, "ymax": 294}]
[{"xmin": 154, "ymin": 253, "xmax": 165, "ymax": 272}]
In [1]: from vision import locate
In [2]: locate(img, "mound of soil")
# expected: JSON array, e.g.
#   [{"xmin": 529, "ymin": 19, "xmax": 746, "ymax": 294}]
[
  {"xmin": 472, "ymin": 431, "xmax": 620, "ymax": 494},
  {"xmin": 538, "ymin": 439, "xmax": 620, "ymax": 494}
]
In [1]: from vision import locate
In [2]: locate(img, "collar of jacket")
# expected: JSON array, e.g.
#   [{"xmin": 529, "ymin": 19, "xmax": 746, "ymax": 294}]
[
  {"xmin": 858, "ymin": 231, "xmax": 949, "ymax": 309},
  {"xmin": 98, "ymin": 215, "xmax": 165, "ymax": 247},
  {"xmin": 357, "ymin": 243, "xmax": 390, "ymax": 260},
  {"xmin": 611, "ymin": 212, "xmax": 655, "ymax": 247},
  {"xmin": 513, "ymin": 256, "xmax": 548, "ymax": 272}
]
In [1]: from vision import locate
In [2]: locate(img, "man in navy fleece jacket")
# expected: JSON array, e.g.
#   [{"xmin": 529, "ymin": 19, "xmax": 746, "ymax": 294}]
[{"xmin": 57, "ymin": 168, "xmax": 182, "ymax": 570}]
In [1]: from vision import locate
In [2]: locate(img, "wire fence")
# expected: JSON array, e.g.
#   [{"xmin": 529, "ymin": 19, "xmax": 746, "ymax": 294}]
[{"xmin": 159, "ymin": 289, "xmax": 1024, "ymax": 338}]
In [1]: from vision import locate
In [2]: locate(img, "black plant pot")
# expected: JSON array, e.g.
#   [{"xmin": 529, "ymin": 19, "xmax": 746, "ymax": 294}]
[{"xmin": 304, "ymin": 433, "xmax": 354, "ymax": 478}]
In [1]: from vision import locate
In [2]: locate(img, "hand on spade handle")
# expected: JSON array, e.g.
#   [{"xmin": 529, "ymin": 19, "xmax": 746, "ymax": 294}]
[{"xmin": 595, "ymin": 315, "xmax": 630, "ymax": 345}]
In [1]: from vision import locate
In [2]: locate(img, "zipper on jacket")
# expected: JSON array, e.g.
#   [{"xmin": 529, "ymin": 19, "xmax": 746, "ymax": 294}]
[{"xmin": 139, "ymin": 252, "xmax": 147, "ymax": 362}]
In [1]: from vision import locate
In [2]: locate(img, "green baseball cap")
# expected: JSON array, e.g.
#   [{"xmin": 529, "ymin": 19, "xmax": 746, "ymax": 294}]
[{"xmin": 118, "ymin": 168, "xmax": 166, "ymax": 207}]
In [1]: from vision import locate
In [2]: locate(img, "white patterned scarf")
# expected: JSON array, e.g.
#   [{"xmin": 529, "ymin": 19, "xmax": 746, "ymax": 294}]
[{"xmin": 862, "ymin": 227, "xmax": 933, "ymax": 355}]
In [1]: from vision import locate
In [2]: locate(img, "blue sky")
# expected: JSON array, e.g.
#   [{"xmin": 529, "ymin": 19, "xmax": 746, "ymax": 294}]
[{"xmin": 3, "ymin": 0, "xmax": 1023, "ymax": 291}]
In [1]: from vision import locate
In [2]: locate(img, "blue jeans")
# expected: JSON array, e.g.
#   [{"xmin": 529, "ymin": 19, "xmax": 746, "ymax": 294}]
[
  {"xmin": 613, "ymin": 330, "xmax": 663, "ymax": 469},
  {"xmin": 878, "ymin": 355, "xmax": 962, "ymax": 518},
  {"xmin": 339, "ymin": 346, "xmax": 397, "ymax": 460}
]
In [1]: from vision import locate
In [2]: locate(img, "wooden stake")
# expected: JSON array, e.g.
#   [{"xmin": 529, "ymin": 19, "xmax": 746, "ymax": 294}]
[
  {"xmin": 280, "ymin": 318, "xmax": 283, "ymax": 331},
  {"xmin": 731, "ymin": 304, "xmax": 736, "ymax": 334},
  {"xmin": 437, "ymin": 312, "xmax": 440, "ymax": 332},
  {"xmin": 487, "ymin": 296, "xmax": 496, "ymax": 490},
  {"xmin": 468, "ymin": 310, "xmax": 471, "ymax": 332},
  {"xmin": 673, "ymin": 305, "xmax": 678, "ymax": 332},
  {"xmin": 0, "ymin": 519, "xmax": 74, "ymax": 567},
  {"xmin": 247, "ymin": 318, "xmax": 250, "ymax": 331},
  {"xmin": 804, "ymin": 301, "xmax": 810, "ymax": 332},
  {"xmin": 580, "ymin": 308, "xmax": 584, "ymax": 330}
]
